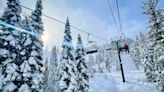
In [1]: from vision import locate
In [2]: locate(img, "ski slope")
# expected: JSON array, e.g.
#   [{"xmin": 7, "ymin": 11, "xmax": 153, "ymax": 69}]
[
  {"xmin": 121, "ymin": 53, "xmax": 137, "ymax": 72},
  {"xmin": 89, "ymin": 53, "xmax": 159, "ymax": 92}
]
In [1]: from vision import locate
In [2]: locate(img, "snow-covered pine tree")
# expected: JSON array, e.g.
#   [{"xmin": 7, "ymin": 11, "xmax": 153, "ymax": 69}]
[
  {"xmin": 138, "ymin": 32, "xmax": 148, "ymax": 66},
  {"xmin": 143, "ymin": 0, "xmax": 164, "ymax": 84},
  {"xmin": 130, "ymin": 36, "xmax": 141, "ymax": 70},
  {"xmin": 105, "ymin": 50, "xmax": 111, "ymax": 72},
  {"xmin": 58, "ymin": 17, "xmax": 77, "ymax": 92},
  {"xmin": 110, "ymin": 41, "xmax": 120, "ymax": 71},
  {"xmin": 0, "ymin": 0, "xmax": 22, "ymax": 91},
  {"xmin": 75, "ymin": 34, "xmax": 89, "ymax": 92},
  {"xmin": 43, "ymin": 58, "xmax": 49, "ymax": 92},
  {"xmin": 150, "ymin": 3, "xmax": 164, "ymax": 91},
  {"xmin": 19, "ymin": 16, "xmax": 33, "ymax": 92},
  {"xmin": 95, "ymin": 53, "xmax": 101, "ymax": 73},
  {"xmin": 48, "ymin": 45, "xmax": 58, "ymax": 92},
  {"xmin": 88, "ymin": 55, "xmax": 95, "ymax": 75},
  {"xmin": 95, "ymin": 48, "xmax": 106, "ymax": 73},
  {"xmin": 157, "ymin": 55, "xmax": 164, "ymax": 91},
  {"xmin": 26, "ymin": 0, "xmax": 44, "ymax": 91},
  {"xmin": 148, "ymin": 2, "xmax": 164, "ymax": 84},
  {"xmin": 148, "ymin": 0, "xmax": 164, "ymax": 92},
  {"xmin": 158, "ymin": 71, "xmax": 164, "ymax": 91},
  {"xmin": 144, "ymin": 49, "xmax": 157, "ymax": 82},
  {"xmin": 143, "ymin": 0, "xmax": 161, "ymax": 82}
]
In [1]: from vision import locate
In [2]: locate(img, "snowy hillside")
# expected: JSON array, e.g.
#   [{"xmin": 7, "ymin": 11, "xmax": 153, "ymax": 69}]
[
  {"xmin": 89, "ymin": 53, "xmax": 159, "ymax": 92},
  {"xmin": 90, "ymin": 71, "xmax": 159, "ymax": 92}
]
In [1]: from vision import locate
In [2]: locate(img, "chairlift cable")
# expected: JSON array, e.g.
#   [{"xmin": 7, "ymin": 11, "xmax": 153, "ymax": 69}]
[
  {"xmin": 20, "ymin": 5, "xmax": 108, "ymax": 42},
  {"xmin": 115, "ymin": 0, "xmax": 125, "ymax": 39}
]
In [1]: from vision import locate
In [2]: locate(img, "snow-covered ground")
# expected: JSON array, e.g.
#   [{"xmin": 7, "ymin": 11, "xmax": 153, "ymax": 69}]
[
  {"xmin": 43, "ymin": 51, "xmax": 159, "ymax": 92},
  {"xmin": 89, "ymin": 53, "xmax": 159, "ymax": 92},
  {"xmin": 90, "ymin": 70, "xmax": 159, "ymax": 92}
]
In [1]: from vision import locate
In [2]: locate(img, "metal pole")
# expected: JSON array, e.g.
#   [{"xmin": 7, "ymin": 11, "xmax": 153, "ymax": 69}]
[{"xmin": 116, "ymin": 41, "xmax": 125, "ymax": 82}]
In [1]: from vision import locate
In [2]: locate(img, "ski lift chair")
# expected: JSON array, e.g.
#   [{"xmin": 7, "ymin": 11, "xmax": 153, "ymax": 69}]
[
  {"xmin": 86, "ymin": 41, "xmax": 98, "ymax": 54},
  {"xmin": 86, "ymin": 33, "xmax": 98, "ymax": 54}
]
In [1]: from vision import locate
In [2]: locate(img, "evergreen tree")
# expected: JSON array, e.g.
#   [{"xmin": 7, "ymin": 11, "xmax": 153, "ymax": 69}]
[
  {"xmin": 144, "ymin": 49, "xmax": 157, "ymax": 82},
  {"xmin": 19, "ymin": 16, "xmax": 33, "ymax": 92},
  {"xmin": 75, "ymin": 34, "xmax": 89, "ymax": 92},
  {"xmin": 138, "ymin": 32, "xmax": 148, "ymax": 66},
  {"xmin": 58, "ymin": 18, "xmax": 77, "ymax": 92},
  {"xmin": 0, "ymin": 0, "xmax": 22, "ymax": 91},
  {"xmin": 28, "ymin": 0, "xmax": 44, "ymax": 91},
  {"xmin": 143, "ymin": 0, "xmax": 164, "ymax": 85},
  {"xmin": 88, "ymin": 55, "xmax": 95, "ymax": 75},
  {"xmin": 143, "ymin": 0, "xmax": 161, "ymax": 82},
  {"xmin": 17, "ymin": 0, "xmax": 44, "ymax": 91},
  {"xmin": 95, "ymin": 53, "xmax": 101, "ymax": 73},
  {"xmin": 43, "ymin": 58, "xmax": 49, "ymax": 92},
  {"xmin": 157, "ymin": 55, "xmax": 164, "ymax": 91},
  {"xmin": 48, "ymin": 45, "xmax": 58, "ymax": 92},
  {"xmin": 158, "ymin": 70, "xmax": 164, "ymax": 91},
  {"xmin": 95, "ymin": 48, "xmax": 105, "ymax": 73},
  {"xmin": 105, "ymin": 50, "xmax": 111, "ymax": 72},
  {"xmin": 130, "ymin": 36, "xmax": 141, "ymax": 70}
]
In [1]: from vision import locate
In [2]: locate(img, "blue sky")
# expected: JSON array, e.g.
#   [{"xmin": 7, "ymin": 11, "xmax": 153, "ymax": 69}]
[{"xmin": 0, "ymin": 0, "xmax": 164, "ymax": 50}]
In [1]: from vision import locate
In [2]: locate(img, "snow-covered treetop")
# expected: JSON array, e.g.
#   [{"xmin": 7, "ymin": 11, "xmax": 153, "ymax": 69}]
[
  {"xmin": 65, "ymin": 17, "xmax": 71, "ymax": 34},
  {"xmin": 1, "ymin": 0, "xmax": 22, "ymax": 26},
  {"xmin": 62, "ymin": 17, "xmax": 73, "ymax": 50},
  {"xmin": 144, "ymin": 0, "xmax": 158, "ymax": 14},
  {"xmin": 143, "ymin": 0, "xmax": 164, "ymax": 46},
  {"xmin": 32, "ymin": 0, "xmax": 43, "ymax": 17},
  {"xmin": 30, "ymin": 0, "xmax": 43, "ymax": 34}
]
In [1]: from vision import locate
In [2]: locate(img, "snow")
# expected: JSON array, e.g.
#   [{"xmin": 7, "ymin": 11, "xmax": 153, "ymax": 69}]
[
  {"xmin": 28, "ymin": 57, "xmax": 36, "ymax": 65},
  {"xmin": 158, "ymin": 55, "xmax": 164, "ymax": 62},
  {"xmin": 28, "ymin": 57, "xmax": 39, "ymax": 70},
  {"xmin": 31, "ymin": 51, "xmax": 38, "ymax": 56},
  {"xmin": 19, "ymin": 84, "xmax": 31, "ymax": 92},
  {"xmin": 24, "ymin": 37, "xmax": 32, "ymax": 46},
  {"xmin": 89, "ymin": 53, "xmax": 159, "ymax": 92},
  {"xmin": 3, "ymin": 82, "xmax": 17, "ymax": 92},
  {"xmin": 89, "ymin": 70, "xmax": 159, "ymax": 92},
  {"xmin": 121, "ymin": 53, "xmax": 138, "ymax": 72},
  {"xmin": 0, "ymin": 49, "xmax": 9, "ymax": 56},
  {"xmin": 89, "ymin": 74, "xmax": 118, "ymax": 92}
]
